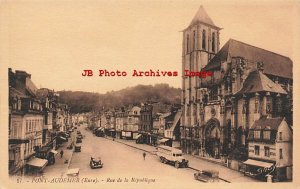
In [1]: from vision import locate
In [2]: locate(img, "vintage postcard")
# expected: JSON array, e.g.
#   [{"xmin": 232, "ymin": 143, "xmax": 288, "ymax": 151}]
[{"xmin": 0, "ymin": 0, "xmax": 299, "ymax": 189}]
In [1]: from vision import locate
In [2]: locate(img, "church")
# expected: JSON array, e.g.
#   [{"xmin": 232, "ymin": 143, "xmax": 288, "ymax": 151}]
[{"xmin": 180, "ymin": 6, "xmax": 293, "ymax": 181}]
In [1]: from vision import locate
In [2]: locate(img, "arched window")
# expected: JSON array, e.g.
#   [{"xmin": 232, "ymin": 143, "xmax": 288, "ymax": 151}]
[
  {"xmin": 186, "ymin": 34, "xmax": 189, "ymax": 53},
  {"xmin": 193, "ymin": 30, "xmax": 196, "ymax": 50},
  {"xmin": 202, "ymin": 30, "xmax": 206, "ymax": 50},
  {"xmin": 212, "ymin": 32, "xmax": 216, "ymax": 52}
]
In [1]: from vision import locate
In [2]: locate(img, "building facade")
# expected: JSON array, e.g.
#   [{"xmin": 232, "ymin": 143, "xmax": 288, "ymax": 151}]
[{"xmin": 180, "ymin": 6, "xmax": 293, "ymax": 181}]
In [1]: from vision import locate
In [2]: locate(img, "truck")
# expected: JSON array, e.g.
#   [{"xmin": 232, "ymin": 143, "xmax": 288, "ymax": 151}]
[{"xmin": 156, "ymin": 145, "xmax": 189, "ymax": 168}]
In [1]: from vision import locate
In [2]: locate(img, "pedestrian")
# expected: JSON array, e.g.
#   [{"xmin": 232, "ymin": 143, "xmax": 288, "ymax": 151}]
[
  {"xmin": 143, "ymin": 152, "xmax": 146, "ymax": 160},
  {"xmin": 60, "ymin": 149, "xmax": 64, "ymax": 158}
]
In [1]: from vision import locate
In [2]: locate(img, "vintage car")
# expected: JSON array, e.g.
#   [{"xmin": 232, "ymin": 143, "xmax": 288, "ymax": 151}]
[
  {"xmin": 76, "ymin": 137, "xmax": 82, "ymax": 143},
  {"xmin": 77, "ymin": 133, "xmax": 83, "ymax": 139},
  {"xmin": 95, "ymin": 128, "xmax": 105, "ymax": 137},
  {"xmin": 90, "ymin": 157, "xmax": 103, "ymax": 169},
  {"xmin": 194, "ymin": 170, "xmax": 219, "ymax": 182},
  {"xmin": 74, "ymin": 145, "xmax": 81, "ymax": 152}
]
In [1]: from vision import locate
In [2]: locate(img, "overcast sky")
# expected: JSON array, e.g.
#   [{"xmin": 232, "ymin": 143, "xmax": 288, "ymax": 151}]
[{"xmin": 2, "ymin": 0, "xmax": 299, "ymax": 93}]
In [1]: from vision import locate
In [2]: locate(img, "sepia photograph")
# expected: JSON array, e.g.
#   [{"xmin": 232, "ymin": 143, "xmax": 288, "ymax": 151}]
[{"xmin": 0, "ymin": 1, "xmax": 299, "ymax": 189}]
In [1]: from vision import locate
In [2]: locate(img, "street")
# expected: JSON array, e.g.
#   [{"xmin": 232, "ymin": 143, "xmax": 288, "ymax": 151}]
[
  {"xmin": 11, "ymin": 123, "xmax": 257, "ymax": 187},
  {"xmin": 66, "ymin": 126, "xmax": 210, "ymax": 188}
]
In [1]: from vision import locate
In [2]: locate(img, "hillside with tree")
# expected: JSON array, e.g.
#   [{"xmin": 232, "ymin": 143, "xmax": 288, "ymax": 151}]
[{"xmin": 58, "ymin": 84, "xmax": 181, "ymax": 113}]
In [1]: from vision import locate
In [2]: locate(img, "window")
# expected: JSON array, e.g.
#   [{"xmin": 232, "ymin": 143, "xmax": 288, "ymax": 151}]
[
  {"xmin": 255, "ymin": 145, "xmax": 260, "ymax": 155},
  {"xmin": 263, "ymin": 131, "xmax": 271, "ymax": 140},
  {"xmin": 279, "ymin": 132, "xmax": 282, "ymax": 140},
  {"xmin": 276, "ymin": 97, "xmax": 282, "ymax": 113},
  {"xmin": 186, "ymin": 34, "xmax": 189, "ymax": 53},
  {"xmin": 254, "ymin": 130, "xmax": 261, "ymax": 139},
  {"xmin": 212, "ymin": 32, "xmax": 216, "ymax": 52},
  {"xmin": 264, "ymin": 146, "xmax": 270, "ymax": 157},
  {"xmin": 279, "ymin": 149, "xmax": 283, "ymax": 159},
  {"xmin": 193, "ymin": 30, "xmax": 196, "ymax": 50},
  {"xmin": 209, "ymin": 86, "xmax": 218, "ymax": 101},
  {"xmin": 202, "ymin": 30, "xmax": 206, "ymax": 50}
]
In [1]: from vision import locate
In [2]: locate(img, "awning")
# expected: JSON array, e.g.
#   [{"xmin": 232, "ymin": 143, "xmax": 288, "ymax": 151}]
[
  {"xmin": 136, "ymin": 134, "xmax": 142, "ymax": 138},
  {"xmin": 59, "ymin": 136, "xmax": 67, "ymax": 141},
  {"xmin": 50, "ymin": 150, "xmax": 58, "ymax": 155},
  {"xmin": 27, "ymin": 157, "xmax": 48, "ymax": 168},
  {"xmin": 158, "ymin": 138, "xmax": 170, "ymax": 143},
  {"xmin": 243, "ymin": 159, "xmax": 274, "ymax": 168},
  {"xmin": 9, "ymin": 139, "xmax": 29, "ymax": 144}
]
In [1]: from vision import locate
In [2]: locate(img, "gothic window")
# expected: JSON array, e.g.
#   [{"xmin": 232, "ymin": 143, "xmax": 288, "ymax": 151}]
[
  {"xmin": 193, "ymin": 30, "xmax": 196, "ymax": 50},
  {"xmin": 186, "ymin": 34, "xmax": 189, "ymax": 53},
  {"xmin": 202, "ymin": 30, "xmax": 206, "ymax": 50},
  {"xmin": 279, "ymin": 149, "xmax": 283, "ymax": 159},
  {"xmin": 276, "ymin": 96, "xmax": 282, "ymax": 113},
  {"xmin": 212, "ymin": 32, "xmax": 216, "ymax": 52},
  {"xmin": 255, "ymin": 95, "xmax": 259, "ymax": 113},
  {"xmin": 209, "ymin": 86, "xmax": 218, "ymax": 101}
]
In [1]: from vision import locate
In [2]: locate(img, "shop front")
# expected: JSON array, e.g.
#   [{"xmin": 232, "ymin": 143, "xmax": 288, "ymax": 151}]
[
  {"xmin": 243, "ymin": 159, "xmax": 276, "ymax": 181},
  {"xmin": 26, "ymin": 157, "xmax": 48, "ymax": 176}
]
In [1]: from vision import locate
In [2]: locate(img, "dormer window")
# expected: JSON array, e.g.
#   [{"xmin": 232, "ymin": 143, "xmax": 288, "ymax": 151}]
[
  {"xmin": 254, "ymin": 130, "xmax": 260, "ymax": 139},
  {"xmin": 263, "ymin": 130, "xmax": 271, "ymax": 140},
  {"xmin": 202, "ymin": 30, "xmax": 206, "ymax": 50}
]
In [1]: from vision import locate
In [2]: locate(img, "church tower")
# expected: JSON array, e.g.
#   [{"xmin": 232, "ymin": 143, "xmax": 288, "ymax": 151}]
[{"xmin": 181, "ymin": 5, "xmax": 221, "ymax": 153}]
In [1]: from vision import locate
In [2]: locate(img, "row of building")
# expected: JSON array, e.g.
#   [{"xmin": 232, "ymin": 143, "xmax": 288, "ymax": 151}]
[
  {"xmin": 88, "ymin": 102, "xmax": 181, "ymax": 147},
  {"xmin": 9, "ymin": 68, "xmax": 72, "ymax": 175}
]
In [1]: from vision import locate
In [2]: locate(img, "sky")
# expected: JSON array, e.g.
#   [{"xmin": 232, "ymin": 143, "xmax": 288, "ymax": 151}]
[{"xmin": 1, "ymin": 0, "xmax": 300, "ymax": 93}]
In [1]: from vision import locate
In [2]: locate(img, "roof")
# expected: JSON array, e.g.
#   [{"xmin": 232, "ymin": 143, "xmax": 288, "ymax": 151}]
[
  {"xmin": 188, "ymin": 5, "xmax": 218, "ymax": 28},
  {"xmin": 9, "ymin": 87, "xmax": 28, "ymax": 98},
  {"xmin": 167, "ymin": 111, "xmax": 182, "ymax": 131},
  {"xmin": 204, "ymin": 39, "xmax": 293, "ymax": 79},
  {"xmin": 250, "ymin": 116, "xmax": 284, "ymax": 131},
  {"xmin": 235, "ymin": 70, "xmax": 287, "ymax": 95}
]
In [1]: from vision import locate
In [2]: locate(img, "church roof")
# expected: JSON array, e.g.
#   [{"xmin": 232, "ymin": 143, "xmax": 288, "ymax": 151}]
[
  {"xmin": 188, "ymin": 5, "xmax": 219, "ymax": 28},
  {"xmin": 204, "ymin": 39, "xmax": 293, "ymax": 79},
  {"xmin": 235, "ymin": 70, "xmax": 287, "ymax": 95},
  {"xmin": 250, "ymin": 116, "xmax": 284, "ymax": 131}
]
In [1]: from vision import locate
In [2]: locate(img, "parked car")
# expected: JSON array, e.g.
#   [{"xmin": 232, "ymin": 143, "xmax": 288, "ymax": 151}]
[
  {"xmin": 77, "ymin": 133, "xmax": 83, "ymax": 139},
  {"xmin": 74, "ymin": 145, "xmax": 81, "ymax": 152},
  {"xmin": 76, "ymin": 137, "xmax": 82, "ymax": 143},
  {"xmin": 90, "ymin": 157, "xmax": 103, "ymax": 169},
  {"xmin": 194, "ymin": 170, "xmax": 219, "ymax": 182}
]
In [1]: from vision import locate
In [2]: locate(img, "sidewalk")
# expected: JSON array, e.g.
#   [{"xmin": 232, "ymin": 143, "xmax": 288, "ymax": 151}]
[
  {"xmin": 42, "ymin": 142, "xmax": 74, "ymax": 177},
  {"xmin": 104, "ymin": 136, "xmax": 258, "ymax": 183}
]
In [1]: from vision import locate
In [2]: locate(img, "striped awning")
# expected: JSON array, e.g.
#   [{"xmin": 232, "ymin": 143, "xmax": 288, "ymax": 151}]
[
  {"xmin": 27, "ymin": 157, "xmax": 48, "ymax": 168},
  {"xmin": 243, "ymin": 159, "xmax": 274, "ymax": 168}
]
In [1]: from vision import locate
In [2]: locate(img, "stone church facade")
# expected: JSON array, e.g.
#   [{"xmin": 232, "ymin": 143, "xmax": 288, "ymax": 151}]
[{"xmin": 180, "ymin": 6, "xmax": 293, "ymax": 179}]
